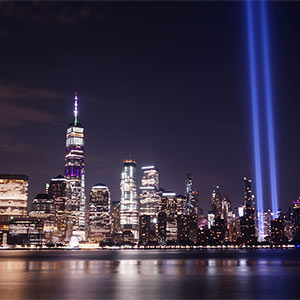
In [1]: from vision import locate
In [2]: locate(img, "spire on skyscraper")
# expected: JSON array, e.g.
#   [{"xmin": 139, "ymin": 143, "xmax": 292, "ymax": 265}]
[{"xmin": 74, "ymin": 92, "xmax": 78, "ymax": 126}]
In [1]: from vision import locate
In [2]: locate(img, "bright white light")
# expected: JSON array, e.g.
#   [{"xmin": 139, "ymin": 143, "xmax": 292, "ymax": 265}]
[
  {"xmin": 141, "ymin": 166, "xmax": 155, "ymax": 170},
  {"xmin": 93, "ymin": 185, "xmax": 108, "ymax": 189},
  {"xmin": 162, "ymin": 192, "xmax": 176, "ymax": 197}
]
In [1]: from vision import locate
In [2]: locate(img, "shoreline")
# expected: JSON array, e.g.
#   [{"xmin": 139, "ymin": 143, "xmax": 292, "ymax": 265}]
[{"xmin": 0, "ymin": 244, "xmax": 297, "ymax": 251}]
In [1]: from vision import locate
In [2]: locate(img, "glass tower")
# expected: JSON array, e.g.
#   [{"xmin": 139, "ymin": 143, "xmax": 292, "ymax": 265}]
[
  {"xmin": 185, "ymin": 173, "xmax": 193, "ymax": 214},
  {"xmin": 64, "ymin": 92, "xmax": 86, "ymax": 240},
  {"xmin": 120, "ymin": 159, "xmax": 138, "ymax": 240},
  {"xmin": 139, "ymin": 166, "xmax": 160, "ymax": 226},
  {"xmin": 240, "ymin": 177, "xmax": 257, "ymax": 244},
  {"xmin": 88, "ymin": 184, "xmax": 111, "ymax": 242},
  {"xmin": 211, "ymin": 185, "xmax": 222, "ymax": 218}
]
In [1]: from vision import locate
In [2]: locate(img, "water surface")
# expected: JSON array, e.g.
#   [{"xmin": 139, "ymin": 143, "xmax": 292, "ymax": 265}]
[{"xmin": 0, "ymin": 249, "xmax": 299, "ymax": 299}]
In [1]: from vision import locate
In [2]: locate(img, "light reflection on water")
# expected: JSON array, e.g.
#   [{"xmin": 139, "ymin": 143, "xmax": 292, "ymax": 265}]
[{"xmin": 0, "ymin": 250, "xmax": 299, "ymax": 299}]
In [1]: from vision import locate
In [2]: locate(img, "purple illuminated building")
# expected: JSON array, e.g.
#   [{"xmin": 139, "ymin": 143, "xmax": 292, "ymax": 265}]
[{"xmin": 64, "ymin": 92, "xmax": 86, "ymax": 240}]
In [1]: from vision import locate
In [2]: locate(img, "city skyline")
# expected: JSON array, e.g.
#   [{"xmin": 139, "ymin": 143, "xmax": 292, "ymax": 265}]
[
  {"xmin": 4, "ymin": 90, "xmax": 298, "ymax": 215},
  {"xmin": 1, "ymin": 2, "xmax": 300, "ymax": 300},
  {"xmin": 0, "ymin": 2, "xmax": 300, "ymax": 213}
]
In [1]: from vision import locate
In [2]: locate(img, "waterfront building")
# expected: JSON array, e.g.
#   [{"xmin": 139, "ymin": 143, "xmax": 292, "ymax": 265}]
[
  {"xmin": 239, "ymin": 177, "xmax": 257, "ymax": 245},
  {"xmin": 157, "ymin": 211, "xmax": 167, "ymax": 244},
  {"xmin": 258, "ymin": 208, "xmax": 273, "ymax": 241},
  {"xmin": 64, "ymin": 93, "xmax": 86, "ymax": 240},
  {"xmin": 212, "ymin": 217, "xmax": 226, "ymax": 244},
  {"xmin": 177, "ymin": 213, "xmax": 198, "ymax": 245},
  {"xmin": 158, "ymin": 192, "xmax": 178, "ymax": 244},
  {"xmin": 120, "ymin": 159, "xmax": 139, "ymax": 241},
  {"xmin": 48, "ymin": 175, "xmax": 72, "ymax": 242},
  {"xmin": 139, "ymin": 215, "xmax": 151, "ymax": 245},
  {"xmin": 139, "ymin": 166, "xmax": 160, "ymax": 231},
  {"xmin": 88, "ymin": 183, "xmax": 111, "ymax": 242},
  {"xmin": 0, "ymin": 174, "xmax": 28, "ymax": 222},
  {"xmin": 292, "ymin": 198, "xmax": 300, "ymax": 242},
  {"xmin": 271, "ymin": 218, "xmax": 287, "ymax": 244},
  {"xmin": 7, "ymin": 217, "xmax": 44, "ymax": 246},
  {"xmin": 111, "ymin": 201, "xmax": 121, "ymax": 234}
]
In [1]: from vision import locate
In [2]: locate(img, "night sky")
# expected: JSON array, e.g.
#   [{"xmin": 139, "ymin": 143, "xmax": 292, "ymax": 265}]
[{"xmin": 0, "ymin": 2, "xmax": 299, "ymax": 213}]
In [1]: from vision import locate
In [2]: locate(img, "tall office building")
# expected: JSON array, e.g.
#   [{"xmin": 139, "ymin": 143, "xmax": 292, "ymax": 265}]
[
  {"xmin": 120, "ymin": 159, "xmax": 139, "ymax": 240},
  {"xmin": 88, "ymin": 184, "xmax": 111, "ymax": 242},
  {"xmin": 185, "ymin": 173, "xmax": 193, "ymax": 214},
  {"xmin": 49, "ymin": 175, "xmax": 70, "ymax": 199},
  {"xmin": 139, "ymin": 166, "xmax": 160, "ymax": 227},
  {"xmin": 258, "ymin": 208, "xmax": 273, "ymax": 241},
  {"xmin": 221, "ymin": 196, "xmax": 231, "ymax": 222},
  {"xmin": 48, "ymin": 175, "xmax": 72, "ymax": 242},
  {"xmin": 64, "ymin": 92, "xmax": 86, "ymax": 240},
  {"xmin": 211, "ymin": 185, "xmax": 222, "ymax": 218},
  {"xmin": 240, "ymin": 177, "xmax": 257, "ymax": 244},
  {"xmin": 158, "ymin": 191, "xmax": 178, "ymax": 243},
  {"xmin": 0, "ymin": 174, "xmax": 28, "ymax": 222}
]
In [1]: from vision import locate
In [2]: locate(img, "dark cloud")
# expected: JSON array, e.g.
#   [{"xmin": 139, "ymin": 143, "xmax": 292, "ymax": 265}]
[
  {"xmin": 0, "ymin": 2, "xmax": 91, "ymax": 25},
  {"xmin": 0, "ymin": 141, "xmax": 45, "ymax": 154},
  {"xmin": 0, "ymin": 84, "xmax": 65, "ymax": 127},
  {"xmin": 0, "ymin": 84, "xmax": 64, "ymax": 102}
]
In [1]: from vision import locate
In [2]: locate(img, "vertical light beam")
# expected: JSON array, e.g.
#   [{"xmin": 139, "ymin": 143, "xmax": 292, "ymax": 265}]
[
  {"xmin": 246, "ymin": 0, "xmax": 264, "ymax": 238},
  {"xmin": 260, "ymin": 1, "xmax": 279, "ymax": 219}
]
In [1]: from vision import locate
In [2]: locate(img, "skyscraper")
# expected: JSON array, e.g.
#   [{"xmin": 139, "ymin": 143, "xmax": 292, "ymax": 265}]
[
  {"xmin": 239, "ymin": 177, "xmax": 257, "ymax": 244},
  {"xmin": 139, "ymin": 166, "xmax": 160, "ymax": 228},
  {"xmin": 88, "ymin": 183, "xmax": 111, "ymax": 242},
  {"xmin": 64, "ymin": 92, "xmax": 86, "ymax": 240},
  {"xmin": 0, "ymin": 174, "xmax": 28, "ymax": 222},
  {"xmin": 111, "ymin": 201, "xmax": 121, "ymax": 234},
  {"xmin": 185, "ymin": 173, "xmax": 193, "ymax": 214},
  {"xmin": 211, "ymin": 185, "xmax": 222, "ymax": 218},
  {"xmin": 48, "ymin": 175, "xmax": 72, "ymax": 242},
  {"xmin": 120, "ymin": 159, "xmax": 139, "ymax": 240}
]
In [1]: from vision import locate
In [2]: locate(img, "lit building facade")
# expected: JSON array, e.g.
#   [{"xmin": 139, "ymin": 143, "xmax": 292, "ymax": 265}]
[
  {"xmin": 111, "ymin": 201, "xmax": 121, "ymax": 234},
  {"xmin": 0, "ymin": 174, "xmax": 28, "ymax": 222},
  {"xmin": 258, "ymin": 208, "xmax": 273, "ymax": 241},
  {"xmin": 88, "ymin": 184, "xmax": 111, "ymax": 242},
  {"xmin": 64, "ymin": 92, "xmax": 86, "ymax": 240},
  {"xmin": 7, "ymin": 217, "xmax": 44, "ymax": 246},
  {"xmin": 211, "ymin": 185, "xmax": 222, "ymax": 218},
  {"xmin": 185, "ymin": 173, "xmax": 193, "ymax": 214},
  {"xmin": 29, "ymin": 193, "xmax": 55, "ymax": 218},
  {"xmin": 158, "ymin": 192, "xmax": 180, "ymax": 244},
  {"xmin": 120, "ymin": 159, "xmax": 139, "ymax": 240},
  {"xmin": 139, "ymin": 215, "xmax": 151, "ymax": 245},
  {"xmin": 139, "ymin": 166, "xmax": 159, "ymax": 229},
  {"xmin": 271, "ymin": 218, "xmax": 287, "ymax": 244},
  {"xmin": 48, "ymin": 175, "xmax": 72, "ymax": 242},
  {"xmin": 239, "ymin": 177, "xmax": 257, "ymax": 244}
]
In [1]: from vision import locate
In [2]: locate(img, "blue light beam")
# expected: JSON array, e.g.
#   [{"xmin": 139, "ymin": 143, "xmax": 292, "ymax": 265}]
[
  {"xmin": 260, "ymin": 1, "xmax": 279, "ymax": 219},
  {"xmin": 246, "ymin": 0, "xmax": 264, "ymax": 237}
]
